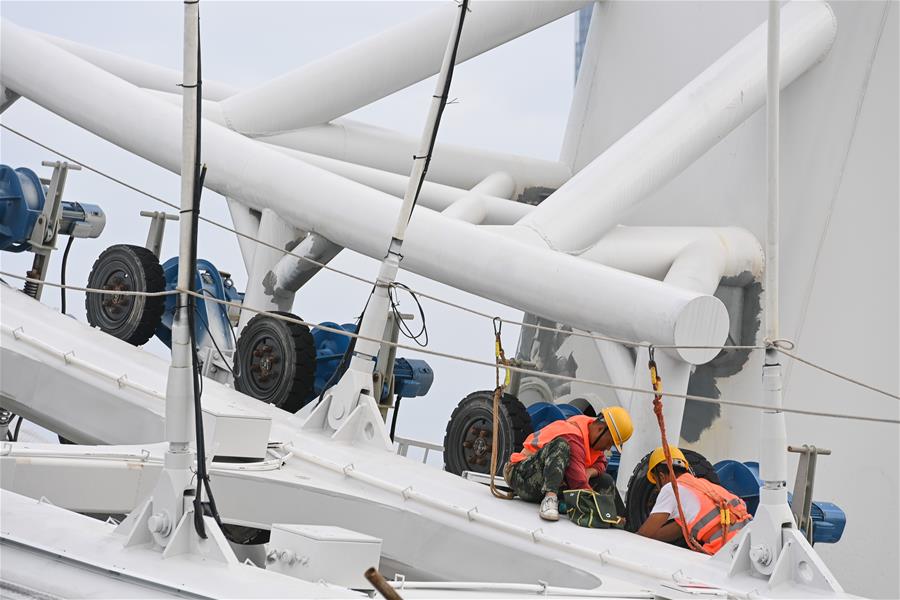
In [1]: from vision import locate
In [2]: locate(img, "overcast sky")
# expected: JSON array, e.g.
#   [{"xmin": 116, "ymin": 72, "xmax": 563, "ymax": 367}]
[{"xmin": 0, "ymin": 1, "xmax": 577, "ymax": 453}]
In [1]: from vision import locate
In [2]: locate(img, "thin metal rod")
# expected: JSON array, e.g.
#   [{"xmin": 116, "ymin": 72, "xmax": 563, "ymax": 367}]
[
  {"xmin": 164, "ymin": 0, "xmax": 200, "ymax": 453},
  {"xmin": 766, "ymin": 0, "xmax": 780, "ymax": 344}
]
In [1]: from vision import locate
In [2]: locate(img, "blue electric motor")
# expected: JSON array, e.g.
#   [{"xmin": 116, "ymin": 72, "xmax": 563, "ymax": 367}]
[
  {"xmin": 0, "ymin": 164, "xmax": 105, "ymax": 252},
  {"xmin": 714, "ymin": 459, "xmax": 846, "ymax": 544},
  {"xmin": 309, "ymin": 321, "xmax": 433, "ymax": 404}
]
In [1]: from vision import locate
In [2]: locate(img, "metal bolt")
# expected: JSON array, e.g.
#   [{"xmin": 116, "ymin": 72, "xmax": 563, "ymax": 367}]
[
  {"xmin": 148, "ymin": 512, "xmax": 171, "ymax": 536},
  {"xmin": 749, "ymin": 544, "xmax": 772, "ymax": 566},
  {"xmin": 280, "ymin": 550, "xmax": 298, "ymax": 566}
]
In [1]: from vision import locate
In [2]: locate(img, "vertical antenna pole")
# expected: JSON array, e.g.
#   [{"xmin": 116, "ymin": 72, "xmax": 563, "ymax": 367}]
[
  {"xmin": 749, "ymin": 0, "xmax": 795, "ymax": 576},
  {"xmin": 322, "ymin": 0, "xmax": 469, "ymax": 433},
  {"xmin": 165, "ymin": 0, "xmax": 200, "ymax": 457},
  {"xmin": 766, "ymin": 0, "xmax": 780, "ymax": 344}
]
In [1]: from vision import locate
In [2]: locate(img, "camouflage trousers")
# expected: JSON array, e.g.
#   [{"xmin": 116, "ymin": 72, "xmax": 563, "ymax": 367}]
[
  {"xmin": 506, "ymin": 438, "xmax": 571, "ymax": 502},
  {"xmin": 506, "ymin": 438, "xmax": 619, "ymax": 503}
]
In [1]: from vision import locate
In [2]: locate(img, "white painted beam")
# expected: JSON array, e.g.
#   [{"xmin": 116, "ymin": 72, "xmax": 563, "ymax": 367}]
[
  {"xmin": 259, "ymin": 119, "xmax": 571, "ymax": 195},
  {"xmin": 35, "ymin": 29, "xmax": 239, "ymax": 100},
  {"xmin": 0, "ymin": 21, "xmax": 728, "ymax": 360},
  {"xmin": 218, "ymin": 1, "xmax": 590, "ymax": 133},
  {"xmin": 515, "ymin": 1, "xmax": 836, "ymax": 253}
]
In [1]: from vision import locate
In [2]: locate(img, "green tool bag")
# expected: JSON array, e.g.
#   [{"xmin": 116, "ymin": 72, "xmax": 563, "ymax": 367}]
[{"xmin": 562, "ymin": 488, "xmax": 625, "ymax": 529}]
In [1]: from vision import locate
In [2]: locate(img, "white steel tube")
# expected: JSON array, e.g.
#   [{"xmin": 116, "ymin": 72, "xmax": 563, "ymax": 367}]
[
  {"xmin": 387, "ymin": 581, "xmax": 651, "ymax": 598},
  {"xmin": 164, "ymin": 3, "xmax": 200, "ymax": 451},
  {"xmin": 219, "ymin": 1, "xmax": 589, "ymax": 133},
  {"xmin": 236, "ymin": 209, "xmax": 299, "ymax": 332},
  {"xmin": 271, "ymin": 232, "xmax": 342, "ymax": 295},
  {"xmin": 340, "ymin": 0, "xmax": 469, "ymax": 415},
  {"xmin": 273, "ymin": 146, "xmax": 527, "ymax": 224},
  {"xmin": 442, "ymin": 172, "xmax": 515, "ymax": 224},
  {"xmin": 766, "ymin": 4, "xmax": 781, "ymax": 344},
  {"xmin": 0, "ymin": 22, "xmax": 729, "ymax": 362},
  {"xmin": 144, "ymin": 87, "xmax": 567, "ymax": 197},
  {"xmin": 260, "ymin": 119, "xmax": 571, "ymax": 195},
  {"xmin": 34, "ymin": 29, "xmax": 238, "ymax": 101},
  {"xmin": 515, "ymin": 1, "xmax": 836, "ymax": 253},
  {"xmin": 580, "ymin": 226, "xmax": 764, "ymax": 284},
  {"xmin": 392, "ymin": 2, "xmax": 466, "ymax": 245},
  {"xmin": 225, "ymin": 198, "xmax": 261, "ymax": 275},
  {"xmin": 761, "ymin": 0, "xmax": 788, "ymax": 492},
  {"xmin": 750, "ymin": 4, "xmax": 795, "ymax": 577}
]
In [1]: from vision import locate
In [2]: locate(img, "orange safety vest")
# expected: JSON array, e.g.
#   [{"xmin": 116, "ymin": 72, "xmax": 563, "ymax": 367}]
[
  {"xmin": 672, "ymin": 473, "xmax": 752, "ymax": 554},
  {"xmin": 509, "ymin": 414, "xmax": 605, "ymax": 467}
]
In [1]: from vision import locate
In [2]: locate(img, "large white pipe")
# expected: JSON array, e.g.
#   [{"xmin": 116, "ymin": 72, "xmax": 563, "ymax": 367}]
[
  {"xmin": 219, "ymin": 1, "xmax": 590, "ymax": 133},
  {"xmin": 616, "ymin": 348, "xmax": 691, "ymax": 494},
  {"xmin": 148, "ymin": 83, "xmax": 570, "ymax": 196},
  {"xmin": 237, "ymin": 209, "xmax": 300, "ymax": 333},
  {"xmin": 149, "ymin": 87, "xmax": 549, "ymax": 213},
  {"xmin": 0, "ymin": 21, "xmax": 728, "ymax": 363},
  {"xmin": 225, "ymin": 198, "xmax": 261, "ymax": 275},
  {"xmin": 582, "ymin": 226, "xmax": 764, "ymax": 287},
  {"xmin": 271, "ymin": 232, "xmax": 342, "ymax": 295},
  {"xmin": 442, "ymin": 172, "xmax": 515, "ymax": 224},
  {"xmin": 271, "ymin": 145, "xmax": 529, "ymax": 225},
  {"xmin": 492, "ymin": 225, "xmax": 764, "ymax": 285},
  {"xmin": 515, "ymin": 1, "xmax": 836, "ymax": 253},
  {"xmin": 259, "ymin": 120, "xmax": 571, "ymax": 195},
  {"xmin": 35, "ymin": 29, "xmax": 238, "ymax": 101}
]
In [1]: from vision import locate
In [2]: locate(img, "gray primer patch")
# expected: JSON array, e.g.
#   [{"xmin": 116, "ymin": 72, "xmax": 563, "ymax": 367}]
[
  {"xmin": 681, "ymin": 277, "xmax": 762, "ymax": 442},
  {"xmin": 262, "ymin": 270, "xmax": 278, "ymax": 297}
]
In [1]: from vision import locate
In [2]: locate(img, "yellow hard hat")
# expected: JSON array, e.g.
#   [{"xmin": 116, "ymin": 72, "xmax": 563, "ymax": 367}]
[
  {"xmin": 599, "ymin": 406, "xmax": 633, "ymax": 452},
  {"xmin": 647, "ymin": 446, "xmax": 690, "ymax": 484}
]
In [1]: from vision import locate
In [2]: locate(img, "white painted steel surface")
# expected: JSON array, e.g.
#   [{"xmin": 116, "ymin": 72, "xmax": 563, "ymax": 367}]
[
  {"xmin": 0, "ymin": 20, "xmax": 729, "ymax": 361},
  {"xmin": 0, "ymin": 489, "xmax": 359, "ymax": 599},
  {"xmin": 564, "ymin": 2, "xmax": 897, "ymax": 595},
  {"xmin": 218, "ymin": 1, "xmax": 589, "ymax": 133},
  {"xmin": 35, "ymin": 31, "xmax": 239, "ymax": 101},
  {"xmin": 0, "ymin": 0, "xmax": 896, "ymax": 596},
  {"xmin": 519, "ymin": 1, "xmax": 836, "ymax": 253},
  {"xmin": 258, "ymin": 119, "xmax": 572, "ymax": 195}
]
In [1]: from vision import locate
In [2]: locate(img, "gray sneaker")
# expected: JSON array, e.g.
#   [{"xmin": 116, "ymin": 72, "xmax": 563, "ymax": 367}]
[{"xmin": 540, "ymin": 494, "xmax": 559, "ymax": 521}]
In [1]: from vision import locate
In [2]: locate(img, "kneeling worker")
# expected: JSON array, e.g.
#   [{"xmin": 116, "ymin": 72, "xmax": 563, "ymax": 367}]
[
  {"xmin": 637, "ymin": 446, "xmax": 751, "ymax": 553},
  {"xmin": 503, "ymin": 407, "xmax": 633, "ymax": 521}
]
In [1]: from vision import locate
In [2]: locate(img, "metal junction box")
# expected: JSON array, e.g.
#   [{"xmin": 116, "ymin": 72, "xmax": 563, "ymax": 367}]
[{"xmin": 267, "ymin": 523, "xmax": 382, "ymax": 590}]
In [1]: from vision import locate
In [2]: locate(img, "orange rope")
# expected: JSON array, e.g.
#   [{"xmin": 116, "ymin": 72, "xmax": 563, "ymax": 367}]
[{"xmin": 648, "ymin": 348, "xmax": 711, "ymax": 555}]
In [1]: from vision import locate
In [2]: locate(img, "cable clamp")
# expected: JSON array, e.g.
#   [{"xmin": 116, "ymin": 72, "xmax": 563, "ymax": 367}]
[
  {"xmin": 765, "ymin": 338, "xmax": 796, "ymax": 351},
  {"xmin": 401, "ymin": 486, "xmax": 414, "ymax": 500},
  {"xmin": 341, "ymin": 463, "xmax": 355, "ymax": 475},
  {"xmin": 63, "ymin": 351, "xmax": 75, "ymax": 364},
  {"xmin": 12, "ymin": 327, "xmax": 24, "ymax": 340},
  {"xmin": 466, "ymin": 506, "xmax": 478, "ymax": 521},
  {"xmin": 117, "ymin": 374, "xmax": 129, "ymax": 388},
  {"xmin": 530, "ymin": 527, "xmax": 544, "ymax": 543}
]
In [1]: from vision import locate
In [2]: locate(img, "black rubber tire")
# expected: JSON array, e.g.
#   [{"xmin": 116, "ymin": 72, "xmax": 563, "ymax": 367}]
[
  {"xmin": 624, "ymin": 448, "xmax": 720, "ymax": 532},
  {"xmin": 442, "ymin": 390, "xmax": 532, "ymax": 476},
  {"xmin": 85, "ymin": 244, "xmax": 165, "ymax": 346},
  {"xmin": 234, "ymin": 311, "xmax": 316, "ymax": 413}
]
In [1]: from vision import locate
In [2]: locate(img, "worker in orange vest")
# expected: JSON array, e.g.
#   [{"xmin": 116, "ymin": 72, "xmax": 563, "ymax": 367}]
[
  {"xmin": 637, "ymin": 446, "xmax": 752, "ymax": 553},
  {"xmin": 504, "ymin": 407, "xmax": 634, "ymax": 521}
]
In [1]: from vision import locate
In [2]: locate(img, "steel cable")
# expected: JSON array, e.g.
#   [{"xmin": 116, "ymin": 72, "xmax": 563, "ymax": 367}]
[{"xmin": 3, "ymin": 126, "xmax": 897, "ymax": 404}]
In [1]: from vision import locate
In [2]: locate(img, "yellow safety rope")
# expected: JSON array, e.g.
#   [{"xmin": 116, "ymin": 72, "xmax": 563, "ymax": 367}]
[
  {"xmin": 649, "ymin": 347, "xmax": 711, "ymax": 554},
  {"xmin": 490, "ymin": 317, "xmax": 515, "ymax": 500}
]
